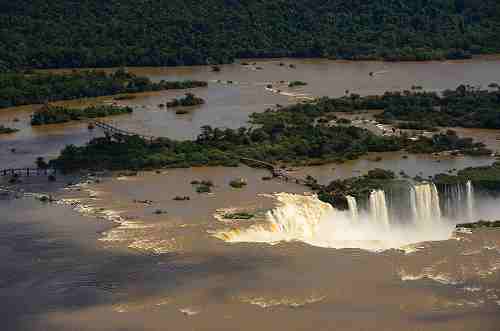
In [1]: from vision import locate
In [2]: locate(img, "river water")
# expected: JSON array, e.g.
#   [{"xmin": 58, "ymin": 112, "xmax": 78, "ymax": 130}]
[{"xmin": 1, "ymin": 58, "xmax": 500, "ymax": 330}]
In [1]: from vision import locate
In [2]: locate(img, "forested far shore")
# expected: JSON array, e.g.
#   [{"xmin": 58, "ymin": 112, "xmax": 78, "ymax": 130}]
[
  {"xmin": 0, "ymin": 69, "xmax": 207, "ymax": 108},
  {"xmin": 1, "ymin": 0, "xmax": 500, "ymax": 69}
]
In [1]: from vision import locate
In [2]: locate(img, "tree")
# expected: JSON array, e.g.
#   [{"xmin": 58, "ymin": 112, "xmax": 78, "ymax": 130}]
[{"xmin": 36, "ymin": 157, "xmax": 49, "ymax": 169}]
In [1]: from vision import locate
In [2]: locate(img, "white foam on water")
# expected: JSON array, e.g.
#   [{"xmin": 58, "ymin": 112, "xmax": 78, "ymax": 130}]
[
  {"xmin": 180, "ymin": 308, "xmax": 200, "ymax": 316},
  {"xmin": 239, "ymin": 294, "xmax": 325, "ymax": 308},
  {"xmin": 398, "ymin": 270, "xmax": 460, "ymax": 285}
]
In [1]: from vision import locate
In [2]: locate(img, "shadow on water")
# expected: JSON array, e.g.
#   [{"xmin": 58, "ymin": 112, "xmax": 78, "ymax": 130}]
[{"xmin": 0, "ymin": 197, "xmax": 287, "ymax": 331}]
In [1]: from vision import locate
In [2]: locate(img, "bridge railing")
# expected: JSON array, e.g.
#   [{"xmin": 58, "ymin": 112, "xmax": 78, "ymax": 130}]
[
  {"xmin": 93, "ymin": 121, "xmax": 157, "ymax": 141},
  {"xmin": 0, "ymin": 168, "xmax": 57, "ymax": 177},
  {"xmin": 91, "ymin": 121, "xmax": 312, "ymax": 185}
]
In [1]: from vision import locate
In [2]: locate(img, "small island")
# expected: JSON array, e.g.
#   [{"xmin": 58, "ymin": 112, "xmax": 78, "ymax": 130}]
[
  {"xmin": 167, "ymin": 93, "xmax": 205, "ymax": 108},
  {"xmin": 288, "ymin": 81, "xmax": 307, "ymax": 87},
  {"xmin": 223, "ymin": 212, "xmax": 254, "ymax": 220},
  {"xmin": 31, "ymin": 104, "xmax": 133, "ymax": 126}
]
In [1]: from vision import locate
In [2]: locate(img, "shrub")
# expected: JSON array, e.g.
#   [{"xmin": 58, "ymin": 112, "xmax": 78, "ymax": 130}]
[{"xmin": 229, "ymin": 178, "xmax": 247, "ymax": 188}]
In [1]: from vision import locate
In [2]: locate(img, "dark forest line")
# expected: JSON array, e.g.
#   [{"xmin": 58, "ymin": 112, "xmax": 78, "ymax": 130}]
[{"xmin": 1, "ymin": 0, "xmax": 500, "ymax": 70}]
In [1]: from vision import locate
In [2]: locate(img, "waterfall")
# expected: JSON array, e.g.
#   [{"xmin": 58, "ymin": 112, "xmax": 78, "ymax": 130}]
[
  {"xmin": 214, "ymin": 192, "xmax": 455, "ymax": 252},
  {"xmin": 439, "ymin": 181, "xmax": 475, "ymax": 221},
  {"xmin": 410, "ymin": 182, "xmax": 441, "ymax": 225},
  {"xmin": 466, "ymin": 180, "xmax": 475, "ymax": 221},
  {"xmin": 346, "ymin": 195, "xmax": 359, "ymax": 222},
  {"xmin": 369, "ymin": 190, "xmax": 390, "ymax": 228}
]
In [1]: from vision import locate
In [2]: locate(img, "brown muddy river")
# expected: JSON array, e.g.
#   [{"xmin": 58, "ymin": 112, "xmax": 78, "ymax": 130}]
[{"xmin": 1, "ymin": 58, "xmax": 500, "ymax": 330}]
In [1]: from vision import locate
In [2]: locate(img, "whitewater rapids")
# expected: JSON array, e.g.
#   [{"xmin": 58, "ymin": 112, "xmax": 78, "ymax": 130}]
[{"xmin": 214, "ymin": 193, "xmax": 455, "ymax": 252}]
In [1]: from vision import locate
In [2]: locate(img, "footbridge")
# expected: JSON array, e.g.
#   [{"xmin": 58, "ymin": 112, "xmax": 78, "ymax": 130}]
[
  {"xmin": 0, "ymin": 168, "xmax": 57, "ymax": 177},
  {"xmin": 93, "ymin": 120, "xmax": 157, "ymax": 142},
  {"xmin": 0, "ymin": 121, "xmax": 310, "ymax": 184},
  {"xmin": 92, "ymin": 121, "xmax": 311, "ymax": 185}
]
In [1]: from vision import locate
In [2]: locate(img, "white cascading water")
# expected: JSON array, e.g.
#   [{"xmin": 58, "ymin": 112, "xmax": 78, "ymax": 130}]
[
  {"xmin": 214, "ymin": 193, "xmax": 337, "ymax": 244},
  {"xmin": 410, "ymin": 182, "xmax": 442, "ymax": 226},
  {"xmin": 369, "ymin": 190, "xmax": 390, "ymax": 228},
  {"xmin": 346, "ymin": 195, "xmax": 359, "ymax": 222},
  {"xmin": 214, "ymin": 192, "xmax": 454, "ymax": 252},
  {"xmin": 466, "ymin": 180, "xmax": 475, "ymax": 221},
  {"xmin": 441, "ymin": 181, "xmax": 475, "ymax": 221}
]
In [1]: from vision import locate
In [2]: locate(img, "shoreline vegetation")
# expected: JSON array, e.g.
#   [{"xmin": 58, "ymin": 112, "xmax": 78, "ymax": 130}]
[
  {"xmin": 50, "ymin": 95, "xmax": 491, "ymax": 173},
  {"xmin": 0, "ymin": 69, "xmax": 207, "ymax": 108},
  {"xmin": 433, "ymin": 162, "xmax": 500, "ymax": 193},
  {"xmin": 31, "ymin": 104, "xmax": 133, "ymax": 126},
  {"xmin": 2, "ymin": 1, "xmax": 500, "ymax": 70},
  {"xmin": 456, "ymin": 220, "xmax": 500, "ymax": 229},
  {"xmin": 0, "ymin": 125, "xmax": 19, "ymax": 134}
]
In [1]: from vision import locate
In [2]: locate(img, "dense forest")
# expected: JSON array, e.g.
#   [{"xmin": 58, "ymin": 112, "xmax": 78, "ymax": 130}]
[
  {"xmin": 1, "ymin": 0, "xmax": 500, "ymax": 70},
  {"xmin": 50, "ymin": 100, "xmax": 489, "ymax": 172},
  {"xmin": 0, "ymin": 69, "xmax": 207, "ymax": 108}
]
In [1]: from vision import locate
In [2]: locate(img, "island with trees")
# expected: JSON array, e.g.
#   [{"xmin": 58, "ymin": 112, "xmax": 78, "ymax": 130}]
[
  {"xmin": 49, "ymin": 97, "xmax": 490, "ymax": 173},
  {"xmin": 167, "ymin": 93, "xmax": 205, "ymax": 108},
  {"xmin": 0, "ymin": 69, "xmax": 207, "ymax": 108},
  {"xmin": 31, "ymin": 104, "xmax": 133, "ymax": 126},
  {"xmin": 288, "ymin": 81, "xmax": 308, "ymax": 88}
]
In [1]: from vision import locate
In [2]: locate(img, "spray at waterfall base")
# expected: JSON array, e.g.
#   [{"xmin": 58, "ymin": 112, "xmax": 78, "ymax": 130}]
[{"xmin": 214, "ymin": 181, "xmax": 478, "ymax": 252}]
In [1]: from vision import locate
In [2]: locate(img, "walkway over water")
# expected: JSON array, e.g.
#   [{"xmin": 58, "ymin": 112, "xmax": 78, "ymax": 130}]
[
  {"xmin": 93, "ymin": 121, "xmax": 311, "ymax": 184},
  {"xmin": 0, "ymin": 168, "xmax": 57, "ymax": 177},
  {"xmin": 1, "ymin": 120, "xmax": 311, "ymax": 185},
  {"xmin": 93, "ymin": 120, "xmax": 157, "ymax": 141}
]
